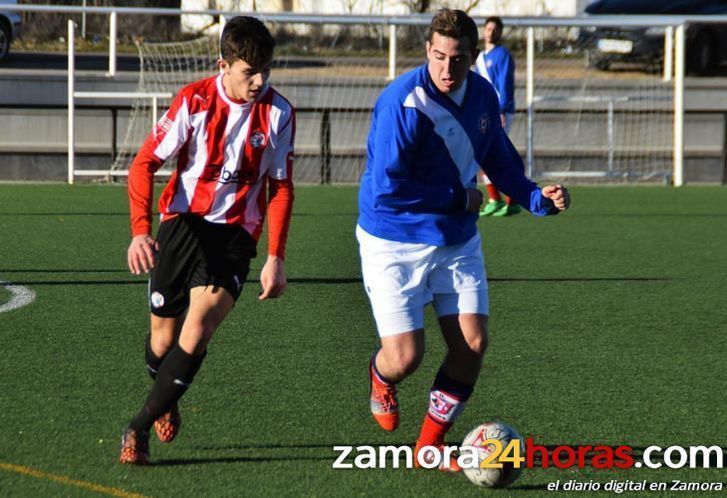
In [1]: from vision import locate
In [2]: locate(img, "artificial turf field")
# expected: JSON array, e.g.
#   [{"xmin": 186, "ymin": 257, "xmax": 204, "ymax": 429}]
[{"xmin": 0, "ymin": 184, "xmax": 725, "ymax": 497}]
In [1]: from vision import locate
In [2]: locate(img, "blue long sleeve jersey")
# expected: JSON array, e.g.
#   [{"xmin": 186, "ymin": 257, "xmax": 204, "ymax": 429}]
[
  {"xmin": 357, "ymin": 64, "xmax": 557, "ymax": 246},
  {"xmin": 474, "ymin": 46, "xmax": 515, "ymax": 114}
]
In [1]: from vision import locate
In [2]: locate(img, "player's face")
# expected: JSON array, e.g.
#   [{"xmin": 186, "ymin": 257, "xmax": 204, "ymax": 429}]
[
  {"xmin": 484, "ymin": 22, "xmax": 502, "ymax": 45},
  {"xmin": 426, "ymin": 32, "xmax": 475, "ymax": 94},
  {"xmin": 219, "ymin": 57, "xmax": 271, "ymax": 102}
]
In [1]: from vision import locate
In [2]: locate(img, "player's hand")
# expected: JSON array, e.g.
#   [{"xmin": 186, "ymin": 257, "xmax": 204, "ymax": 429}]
[
  {"xmin": 259, "ymin": 255, "xmax": 287, "ymax": 301},
  {"xmin": 465, "ymin": 188, "xmax": 484, "ymax": 214},
  {"xmin": 542, "ymin": 184, "xmax": 571, "ymax": 211},
  {"xmin": 127, "ymin": 234, "xmax": 158, "ymax": 275}
]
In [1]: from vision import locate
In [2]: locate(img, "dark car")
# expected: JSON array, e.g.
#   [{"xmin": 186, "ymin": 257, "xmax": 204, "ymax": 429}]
[
  {"xmin": 582, "ymin": 0, "xmax": 727, "ymax": 75},
  {"xmin": 0, "ymin": 0, "xmax": 22, "ymax": 61}
]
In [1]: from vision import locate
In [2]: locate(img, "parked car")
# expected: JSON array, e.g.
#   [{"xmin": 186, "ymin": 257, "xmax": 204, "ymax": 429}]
[
  {"xmin": 581, "ymin": 0, "xmax": 727, "ymax": 75},
  {"xmin": 0, "ymin": 0, "xmax": 21, "ymax": 61}
]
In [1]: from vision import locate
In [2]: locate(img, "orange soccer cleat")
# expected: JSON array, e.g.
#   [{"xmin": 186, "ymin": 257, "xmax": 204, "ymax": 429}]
[
  {"xmin": 119, "ymin": 428, "xmax": 150, "ymax": 465},
  {"xmin": 414, "ymin": 440, "xmax": 461, "ymax": 472},
  {"xmin": 369, "ymin": 361, "xmax": 399, "ymax": 431},
  {"xmin": 153, "ymin": 403, "xmax": 181, "ymax": 443}
]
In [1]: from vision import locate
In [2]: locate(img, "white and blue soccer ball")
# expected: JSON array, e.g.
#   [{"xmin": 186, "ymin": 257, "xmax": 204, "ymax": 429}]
[{"xmin": 461, "ymin": 421, "xmax": 524, "ymax": 488}]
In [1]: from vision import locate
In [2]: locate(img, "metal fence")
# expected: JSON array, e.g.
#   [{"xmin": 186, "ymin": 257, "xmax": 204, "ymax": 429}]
[{"xmin": 4, "ymin": 4, "xmax": 727, "ymax": 184}]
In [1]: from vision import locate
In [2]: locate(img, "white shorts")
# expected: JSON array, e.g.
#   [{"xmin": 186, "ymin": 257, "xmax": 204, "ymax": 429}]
[{"xmin": 356, "ymin": 225, "xmax": 489, "ymax": 337}]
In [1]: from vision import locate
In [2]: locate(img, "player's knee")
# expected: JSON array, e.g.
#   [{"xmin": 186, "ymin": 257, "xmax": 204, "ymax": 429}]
[
  {"xmin": 150, "ymin": 315, "xmax": 180, "ymax": 354},
  {"xmin": 149, "ymin": 329, "xmax": 176, "ymax": 355},
  {"xmin": 468, "ymin": 316, "xmax": 489, "ymax": 356},
  {"xmin": 384, "ymin": 348, "xmax": 423, "ymax": 377},
  {"xmin": 178, "ymin": 322, "xmax": 217, "ymax": 355},
  {"xmin": 466, "ymin": 331, "xmax": 489, "ymax": 357}
]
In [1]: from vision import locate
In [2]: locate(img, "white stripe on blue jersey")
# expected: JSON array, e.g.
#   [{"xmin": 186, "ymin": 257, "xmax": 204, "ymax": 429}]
[{"xmin": 403, "ymin": 85, "xmax": 479, "ymax": 188}]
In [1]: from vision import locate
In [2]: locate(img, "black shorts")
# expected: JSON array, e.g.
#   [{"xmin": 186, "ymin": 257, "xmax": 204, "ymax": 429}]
[{"xmin": 148, "ymin": 214, "xmax": 257, "ymax": 317}]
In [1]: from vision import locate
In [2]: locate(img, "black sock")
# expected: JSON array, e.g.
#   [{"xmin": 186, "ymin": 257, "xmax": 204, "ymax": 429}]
[
  {"xmin": 129, "ymin": 345, "xmax": 206, "ymax": 433},
  {"xmin": 432, "ymin": 367, "xmax": 474, "ymax": 401},
  {"xmin": 145, "ymin": 334, "xmax": 165, "ymax": 380}
]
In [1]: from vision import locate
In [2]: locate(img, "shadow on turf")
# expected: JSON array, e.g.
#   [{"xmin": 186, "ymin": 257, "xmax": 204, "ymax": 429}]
[
  {"xmin": 0, "ymin": 212, "xmax": 128, "ymax": 216},
  {"xmin": 0, "ymin": 269, "xmax": 128, "ymax": 273},
  {"xmin": 579, "ymin": 213, "xmax": 727, "ymax": 218},
  {"xmin": 153, "ymin": 455, "xmax": 333, "ymax": 466},
  {"xmin": 0, "ymin": 278, "xmax": 365, "ymax": 286},
  {"xmin": 488, "ymin": 277, "xmax": 669, "ymax": 282},
  {"xmin": 0, "ymin": 276, "xmax": 671, "ymax": 286}
]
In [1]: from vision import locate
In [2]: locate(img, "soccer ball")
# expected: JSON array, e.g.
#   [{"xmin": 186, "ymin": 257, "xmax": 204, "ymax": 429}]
[{"xmin": 461, "ymin": 421, "xmax": 524, "ymax": 488}]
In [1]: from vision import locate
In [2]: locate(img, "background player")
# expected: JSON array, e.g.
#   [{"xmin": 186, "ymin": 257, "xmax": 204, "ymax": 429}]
[
  {"xmin": 357, "ymin": 8, "xmax": 570, "ymax": 471},
  {"xmin": 474, "ymin": 16, "xmax": 520, "ymax": 217},
  {"xmin": 120, "ymin": 16, "xmax": 295, "ymax": 465}
]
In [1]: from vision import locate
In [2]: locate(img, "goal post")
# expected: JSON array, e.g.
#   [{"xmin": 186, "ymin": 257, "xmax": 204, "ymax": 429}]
[{"xmin": 504, "ymin": 17, "xmax": 682, "ymax": 184}]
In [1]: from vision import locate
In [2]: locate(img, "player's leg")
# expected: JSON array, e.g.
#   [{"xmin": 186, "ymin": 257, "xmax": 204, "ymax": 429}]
[
  {"xmin": 121, "ymin": 217, "xmax": 194, "ymax": 465},
  {"xmin": 414, "ymin": 234, "xmax": 489, "ymax": 471},
  {"xmin": 143, "ymin": 216, "xmax": 195, "ymax": 379},
  {"xmin": 147, "ymin": 315, "xmax": 182, "ymax": 373},
  {"xmin": 375, "ymin": 330, "xmax": 425, "ymax": 381},
  {"xmin": 371, "ymin": 330, "xmax": 424, "ymax": 431},
  {"xmin": 122, "ymin": 313, "xmax": 185, "ymax": 464},
  {"xmin": 480, "ymin": 173, "xmax": 506, "ymax": 217},
  {"xmin": 357, "ymin": 225, "xmax": 433, "ymax": 432},
  {"xmin": 146, "ymin": 314, "xmax": 183, "ymax": 383},
  {"xmin": 414, "ymin": 314, "xmax": 488, "ymax": 472},
  {"xmin": 122, "ymin": 217, "xmax": 254, "ymax": 464},
  {"xmin": 147, "ymin": 315, "xmax": 184, "ymax": 443},
  {"xmin": 439, "ymin": 314, "xmax": 488, "ymax": 382},
  {"xmin": 125, "ymin": 287, "xmax": 233, "ymax": 448},
  {"xmin": 178, "ymin": 285, "xmax": 234, "ymax": 354}
]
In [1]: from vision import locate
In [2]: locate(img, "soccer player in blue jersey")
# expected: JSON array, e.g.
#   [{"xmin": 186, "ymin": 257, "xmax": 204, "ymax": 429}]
[
  {"xmin": 357, "ymin": 8, "xmax": 570, "ymax": 471},
  {"xmin": 474, "ymin": 16, "xmax": 520, "ymax": 217}
]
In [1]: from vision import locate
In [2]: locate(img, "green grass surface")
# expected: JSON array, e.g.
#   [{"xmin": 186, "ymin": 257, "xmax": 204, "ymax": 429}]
[{"xmin": 0, "ymin": 185, "xmax": 725, "ymax": 497}]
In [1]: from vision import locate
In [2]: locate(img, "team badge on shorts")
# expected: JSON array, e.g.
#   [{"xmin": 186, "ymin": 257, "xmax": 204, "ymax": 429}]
[
  {"xmin": 479, "ymin": 114, "xmax": 490, "ymax": 134},
  {"xmin": 249, "ymin": 131, "xmax": 267, "ymax": 148},
  {"xmin": 150, "ymin": 291, "xmax": 165, "ymax": 309}
]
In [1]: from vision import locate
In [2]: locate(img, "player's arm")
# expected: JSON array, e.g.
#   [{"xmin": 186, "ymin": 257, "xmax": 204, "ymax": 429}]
[
  {"xmin": 370, "ymin": 105, "xmax": 473, "ymax": 214},
  {"xmin": 260, "ymin": 110, "xmax": 295, "ymax": 301},
  {"xmin": 127, "ymin": 93, "xmax": 191, "ymax": 274}
]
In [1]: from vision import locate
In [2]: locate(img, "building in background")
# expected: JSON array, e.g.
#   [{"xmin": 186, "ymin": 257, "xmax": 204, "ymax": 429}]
[{"xmin": 181, "ymin": 0, "xmax": 594, "ymax": 33}]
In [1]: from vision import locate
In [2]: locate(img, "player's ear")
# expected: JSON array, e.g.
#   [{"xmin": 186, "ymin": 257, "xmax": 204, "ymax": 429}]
[{"xmin": 218, "ymin": 58, "xmax": 229, "ymax": 74}]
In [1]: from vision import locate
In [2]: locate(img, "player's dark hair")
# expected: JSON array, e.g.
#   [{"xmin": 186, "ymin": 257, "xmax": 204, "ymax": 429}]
[
  {"xmin": 220, "ymin": 16, "xmax": 275, "ymax": 70},
  {"xmin": 427, "ymin": 8, "xmax": 479, "ymax": 53},
  {"xmin": 485, "ymin": 16, "xmax": 504, "ymax": 44}
]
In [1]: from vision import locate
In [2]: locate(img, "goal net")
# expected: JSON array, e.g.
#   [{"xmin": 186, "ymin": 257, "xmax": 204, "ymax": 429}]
[{"xmin": 504, "ymin": 22, "xmax": 675, "ymax": 183}]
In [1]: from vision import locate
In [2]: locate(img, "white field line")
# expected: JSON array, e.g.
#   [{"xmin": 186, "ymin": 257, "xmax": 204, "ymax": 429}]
[{"xmin": 0, "ymin": 281, "xmax": 36, "ymax": 313}]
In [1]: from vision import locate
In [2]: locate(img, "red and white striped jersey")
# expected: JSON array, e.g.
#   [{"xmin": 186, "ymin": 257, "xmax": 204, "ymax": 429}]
[{"xmin": 128, "ymin": 74, "xmax": 295, "ymax": 258}]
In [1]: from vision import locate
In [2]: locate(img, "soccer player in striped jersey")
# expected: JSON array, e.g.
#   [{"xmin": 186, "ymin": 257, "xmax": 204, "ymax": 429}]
[
  {"xmin": 358, "ymin": 8, "xmax": 570, "ymax": 472},
  {"xmin": 120, "ymin": 16, "xmax": 295, "ymax": 465},
  {"xmin": 474, "ymin": 16, "xmax": 520, "ymax": 217}
]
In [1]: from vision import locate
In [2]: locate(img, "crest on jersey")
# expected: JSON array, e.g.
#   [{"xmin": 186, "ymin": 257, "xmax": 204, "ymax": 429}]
[
  {"xmin": 479, "ymin": 114, "xmax": 490, "ymax": 134},
  {"xmin": 249, "ymin": 130, "xmax": 267, "ymax": 148}
]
